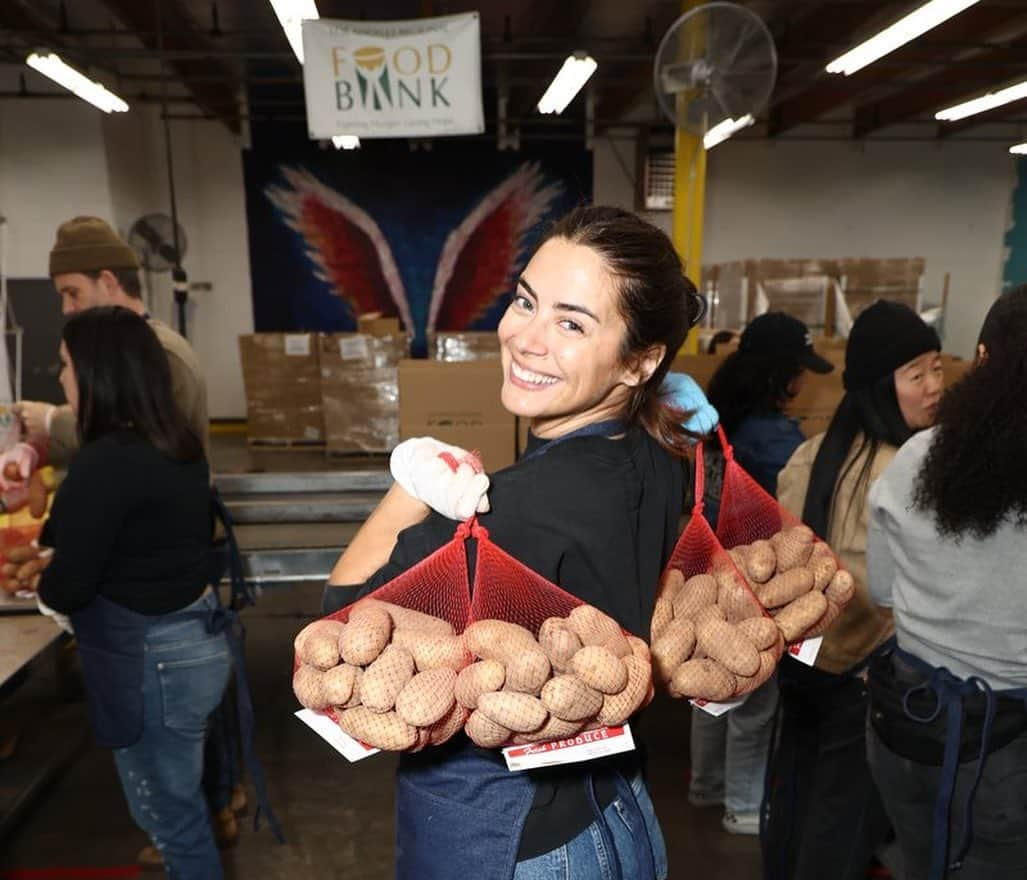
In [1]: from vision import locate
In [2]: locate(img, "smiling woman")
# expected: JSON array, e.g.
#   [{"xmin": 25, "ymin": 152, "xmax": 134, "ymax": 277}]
[{"xmin": 324, "ymin": 205, "xmax": 705, "ymax": 880}]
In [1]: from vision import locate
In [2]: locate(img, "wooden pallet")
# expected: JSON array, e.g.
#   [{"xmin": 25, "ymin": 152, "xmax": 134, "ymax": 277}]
[{"xmin": 246, "ymin": 437, "xmax": 326, "ymax": 452}]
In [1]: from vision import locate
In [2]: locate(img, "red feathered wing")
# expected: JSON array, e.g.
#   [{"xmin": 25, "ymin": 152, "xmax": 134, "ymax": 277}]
[
  {"xmin": 265, "ymin": 167, "xmax": 411, "ymax": 329},
  {"xmin": 427, "ymin": 162, "xmax": 562, "ymax": 331}
]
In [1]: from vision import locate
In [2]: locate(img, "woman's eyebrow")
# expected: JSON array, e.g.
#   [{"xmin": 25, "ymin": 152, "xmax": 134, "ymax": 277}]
[
  {"xmin": 517, "ymin": 277, "xmax": 538, "ymax": 300},
  {"xmin": 554, "ymin": 301, "xmax": 600, "ymax": 323}
]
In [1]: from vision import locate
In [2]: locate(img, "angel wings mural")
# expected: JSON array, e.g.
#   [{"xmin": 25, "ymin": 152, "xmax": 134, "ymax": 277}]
[{"xmin": 262, "ymin": 160, "xmax": 568, "ymax": 340}]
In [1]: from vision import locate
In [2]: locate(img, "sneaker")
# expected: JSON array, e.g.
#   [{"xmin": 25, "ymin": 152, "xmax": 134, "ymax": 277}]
[
  {"xmin": 687, "ymin": 789, "xmax": 724, "ymax": 808},
  {"xmin": 722, "ymin": 811, "xmax": 760, "ymax": 836}
]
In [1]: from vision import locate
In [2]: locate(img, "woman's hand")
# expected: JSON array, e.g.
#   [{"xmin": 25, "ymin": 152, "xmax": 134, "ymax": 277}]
[
  {"xmin": 390, "ymin": 437, "xmax": 490, "ymax": 522},
  {"xmin": 662, "ymin": 373, "xmax": 719, "ymax": 435}
]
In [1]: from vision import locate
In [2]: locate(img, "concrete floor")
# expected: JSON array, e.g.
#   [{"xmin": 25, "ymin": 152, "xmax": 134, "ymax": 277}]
[{"xmin": 0, "ymin": 435, "xmax": 763, "ymax": 878}]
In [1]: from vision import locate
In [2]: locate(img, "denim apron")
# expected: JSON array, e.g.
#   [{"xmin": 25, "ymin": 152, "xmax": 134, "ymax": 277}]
[
  {"xmin": 868, "ymin": 644, "xmax": 1027, "ymax": 880},
  {"xmin": 394, "ymin": 420, "xmax": 661, "ymax": 880}
]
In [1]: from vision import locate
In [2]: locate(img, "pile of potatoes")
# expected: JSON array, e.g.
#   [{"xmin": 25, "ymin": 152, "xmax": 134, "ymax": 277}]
[
  {"xmin": 293, "ymin": 599, "xmax": 471, "ymax": 752},
  {"xmin": 651, "ymin": 562, "xmax": 782, "ymax": 703},
  {"xmin": 1, "ymin": 544, "xmax": 51, "ymax": 595},
  {"xmin": 459, "ymin": 605, "xmax": 653, "ymax": 748},
  {"xmin": 726, "ymin": 524, "xmax": 855, "ymax": 643}
]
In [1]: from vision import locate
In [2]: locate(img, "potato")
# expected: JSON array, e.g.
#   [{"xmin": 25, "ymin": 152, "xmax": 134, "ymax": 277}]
[
  {"xmin": 734, "ymin": 648, "xmax": 779, "ymax": 694},
  {"xmin": 600, "ymin": 631, "xmax": 632, "ymax": 659},
  {"xmin": 802, "ymin": 597, "xmax": 844, "ymax": 640},
  {"xmin": 477, "ymin": 692, "xmax": 548, "ymax": 733},
  {"xmin": 339, "ymin": 604, "xmax": 392, "ymax": 666},
  {"xmin": 294, "ymin": 620, "xmax": 345, "ymax": 670},
  {"xmin": 825, "ymin": 570, "xmax": 855, "ymax": 604},
  {"xmin": 293, "ymin": 664, "xmax": 331, "ymax": 710},
  {"xmin": 727, "ymin": 547, "xmax": 749, "ymax": 572},
  {"xmin": 539, "ymin": 617, "xmax": 584, "ymax": 672},
  {"xmin": 323, "ymin": 663, "xmax": 360, "ymax": 706},
  {"xmin": 696, "ymin": 618, "xmax": 761, "ymax": 677},
  {"xmin": 736, "ymin": 616, "xmax": 780, "ymax": 651},
  {"xmin": 15, "ymin": 558, "xmax": 42, "ymax": 584},
  {"xmin": 342, "ymin": 667, "xmax": 363, "ymax": 708},
  {"xmin": 390, "ymin": 628, "xmax": 469, "ymax": 671},
  {"xmin": 715, "ymin": 568, "xmax": 759, "ymax": 623},
  {"xmin": 650, "ymin": 598, "xmax": 674, "ymax": 641},
  {"xmin": 465, "ymin": 709, "xmax": 513, "ymax": 748},
  {"xmin": 757, "ymin": 568, "xmax": 814, "ymax": 609},
  {"xmin": 658, "ymin": 568, "xmax": 685, "ymax": 602},
  {"xmin": 336, "ymin": 707, "xmax": 418, "ymax": 751},
  {"xmin": 3, "ymin": 461, "xmax": 20, "ymax": 482},
  {"xmin": 597, "ymin": 655, "xmax": 651, "ymax": 726},
  {"xmin": 1, "ymin": 562, "xmax": 16, "ymax": 576},
  {"xmin": 464, "ymin": 619, "xmax": 537, "ymax": 662},
  {"xmin": 540, "ymin": 675, "xmax": 603, "ymax": 722},
  {"xmin": 511, "ymin": 715, "xmax": 583, "ymax": 744},
  {"xmin": 455, "ymin": 660, "xmax": 506, "ymax": 709},
  {"xmin": 427, "ymin": 701, "xmax": 468, "ymax": 746},
  {"xmin": 370, "ymin": 600, "xmax": 455, "ymax": 636},
  {"xmin": 671, "ymin": 574, "xmax": 718, "ymax": 620},
  {"xmin": 567, "ymin": 605, "xmax": 622, "ymax": 647},
  {"xmin": 5, "ymin": 544, "xmax": 38, "ymax": 564},
  {"xmin": 504, "ymin": 648, "xmax": 552, "ymax": 695},
  {"xmin": 360, "ymin": 645, "xmax": 416, "ymax": 713},
  {"xmin": 626, "ymin": 635, "xmax": 651, "ymax": 662},
  {"xmin": 771, "ymin": 525, "xmax": 815, "ymax": 571},
  {"xmin": 571, "ymin": 645, "xmax": 629, "ymax": 695},
  {"xmin": 745, "ymin": 540, "xmax": 777, "ymax": 584},
  {"xmin": 694, "ymin": 604, "xmax": 727, "ymax": 627},
  {"xmin": 28, "ymin": 471, "xmax": 49, "ymax": 519},
  {"xmin": 669, "ymin": 658, "xmax": 737, "ymax": 702},
  {"xmin": 774, "ymin": 590, "xmax": 828, "ymax": 642},
  {"xmin": 395, "ymin": 668, "xmax": 458, "ymax": 727},
  {"xmin": 651, "ymin": 618, "xmax": 696, "ymax": 682},
  {"xmin": 808, "ymin": 546, "xmax": 838, "ymax": 591}
]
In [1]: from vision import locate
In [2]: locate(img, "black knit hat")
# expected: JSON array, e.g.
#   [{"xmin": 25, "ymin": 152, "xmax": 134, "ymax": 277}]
[
  {"xmin": 843, "ymin": 300, "xmax": 941, "ymax": 391},
  {"xmin": 740, "ymin": 312, "xmax": 834, "ymax": 374}
]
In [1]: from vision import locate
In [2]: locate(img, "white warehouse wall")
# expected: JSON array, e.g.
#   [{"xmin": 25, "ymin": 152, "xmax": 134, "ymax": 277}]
[{"xmin": 593, "ymin": 135, "xmax": 1015, "ymax": 359}]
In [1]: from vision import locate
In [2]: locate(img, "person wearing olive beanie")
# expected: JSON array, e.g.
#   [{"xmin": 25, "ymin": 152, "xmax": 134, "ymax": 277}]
[{"xmin": 763, "ymin": 301, "xmax": 944, "ymax": 880}]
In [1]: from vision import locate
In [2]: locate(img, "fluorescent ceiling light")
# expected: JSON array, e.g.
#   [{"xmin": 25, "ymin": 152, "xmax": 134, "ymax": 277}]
[
  {"xmin": 936, "ymin": 79, "xmax": 1027, "ymax": 121},
  {"xmin": 25, "ymin": 51, "xmax": 128, "ymax": 113},
  {"xmin": 704, "ymin": 115, "xmax": 755, "ymax": 150},
  {"xmin": 827, "ymin": 0, "xmax": 980, "ymax": 76},
  {"xmin": 269, "ymin": 0, "xmax": 319, "ymax": 64},
  {"xmin": 1009, "ymin": 142, "xmax": 1027, "ymax": 155},
  {"xmin": 332, "ymin": 135, "xmax": 360, "ymax": 150},
  {"xmin": 537, "ymin": 53, "xmax": 597, "ymax": 115}
]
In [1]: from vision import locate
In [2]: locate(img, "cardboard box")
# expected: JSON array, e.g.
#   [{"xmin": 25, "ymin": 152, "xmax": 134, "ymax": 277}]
[
  {"xmin": 357, "ymin": 315, "xmax": 402, "ymax": 338},
  {"xmin": 239, "ymin": 333, "xmax": 323, "ymax": 444},
  {"xmin": 320, "ymin": 333, "xmax": 409, "ymax": 454},
  {"xmin": 428, "ymin": 331, "xmax": 501, "ymax": 362},
  {"xmin": 398, "ymin": 359, "xmax": 516, "ymax": 471}
]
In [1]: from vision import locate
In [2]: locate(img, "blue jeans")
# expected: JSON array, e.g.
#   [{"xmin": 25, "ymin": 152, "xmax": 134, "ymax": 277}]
[
  {"xmin": 514, "ymin": 773, "xmax": 668, "ymax": 880},
  {"xmin": 112, "ymin": 591, "xmax": 231, "ymax": 880},
  {"xmin": 690, "ymin": 676, "xmax": 779, "ymax": 814}
]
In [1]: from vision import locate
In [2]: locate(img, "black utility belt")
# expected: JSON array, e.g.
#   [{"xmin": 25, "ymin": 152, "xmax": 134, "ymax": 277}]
[{"xmin": 867, "ymin": 652, "xmax": 1027, "ymax": 766}]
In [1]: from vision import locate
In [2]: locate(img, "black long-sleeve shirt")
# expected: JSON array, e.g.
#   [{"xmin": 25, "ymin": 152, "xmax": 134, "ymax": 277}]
[
  {"xmin": 328, "ymin": 425, "xmax": 686, "ymax": 858},
  {"xmin": 38, "ymin": 430, "xmax": 212, "ymax": 616}
]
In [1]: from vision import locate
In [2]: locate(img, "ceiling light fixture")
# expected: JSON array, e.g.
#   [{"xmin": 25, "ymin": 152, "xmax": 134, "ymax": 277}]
[
  {"xmin": 827, "ymin": 0, "xmax": 980, "ymax": 76},
  {"xmin": 936, "ymin": 79, "xmax": 1027, "ymax": 121},
  {"xmin": 537, "ymin": 53, "xmax": 598, "ymax": 115},
  {"xmin": 268, "ymin": 0, "xmax": 319, "ymax": 64},
  {"xmin": 1009, "ymin": 142, "xmax": 1027, "ymax": 155},
  {"xmin": 332, "ymin": 135, "xmax": 360, "ymax": 150},
  {"xmin": 25, "ymin": 51, "xmax": 128, "ymax": 113},
  {"xmin": 704, "ymin": 115, "xmax": 755, "ymax": 150}
]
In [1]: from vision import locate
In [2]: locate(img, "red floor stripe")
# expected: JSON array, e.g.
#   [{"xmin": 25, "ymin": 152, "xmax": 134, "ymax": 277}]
[{"xmin": 0, "ymin": 868, "xmax": 141, "ymax": 879}]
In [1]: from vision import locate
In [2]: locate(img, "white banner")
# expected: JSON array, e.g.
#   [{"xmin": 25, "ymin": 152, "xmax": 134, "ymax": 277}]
[{"xmin": 302, "ymin": 13, "xmax": 484, "ymax": 140}]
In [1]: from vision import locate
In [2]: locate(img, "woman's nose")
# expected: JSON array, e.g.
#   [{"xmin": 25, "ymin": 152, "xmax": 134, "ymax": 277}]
[{"xmin": 515, "ymin": 317, "xmax": 547, "ymax": 357}]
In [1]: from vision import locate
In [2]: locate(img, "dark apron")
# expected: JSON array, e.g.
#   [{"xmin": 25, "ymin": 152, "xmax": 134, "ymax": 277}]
[{"xmin": 868, "ymin": 645, "xmax": 1027, "ymax": 880}]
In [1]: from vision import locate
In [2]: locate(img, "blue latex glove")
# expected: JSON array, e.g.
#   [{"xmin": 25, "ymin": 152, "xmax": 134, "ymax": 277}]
[{"xmin": 661, "ymin": 372, "xmax": 719, "ymax": 435}]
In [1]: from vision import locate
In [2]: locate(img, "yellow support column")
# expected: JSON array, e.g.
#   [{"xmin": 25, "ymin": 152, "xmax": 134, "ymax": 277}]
[{"xmin": 671, "ymin": 0, "xmax": 707, "ymax": 354}]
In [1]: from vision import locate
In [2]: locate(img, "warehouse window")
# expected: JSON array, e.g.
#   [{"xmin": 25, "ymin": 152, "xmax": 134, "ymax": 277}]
[{"xmin": 644, "ymin": 151, "xmax": 675, "ymax": 211}]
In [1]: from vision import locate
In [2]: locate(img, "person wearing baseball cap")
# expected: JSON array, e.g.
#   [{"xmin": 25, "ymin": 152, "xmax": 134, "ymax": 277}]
[
  {"xmin": 689, "ymin": 312, "xmax": 833, "ymax": 837},
  {"xmin": 14, "ymin": 216, "xmax": 208, "ymax": 464},
  {"xmin": 765, "ymin": 300, "xmax": 944, "ymax": 880}
]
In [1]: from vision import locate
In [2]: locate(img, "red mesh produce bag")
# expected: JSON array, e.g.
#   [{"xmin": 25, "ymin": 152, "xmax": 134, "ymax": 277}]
[
  {"xmin": 651, "ymin": 440, "xmax": 782, "ymax": 702},
  {"xmin": 464, "ymin": 520, "xmax": 654, "ymax": 748},
  {"xmin": 713, "ymin": 425, "xmax": 854, "ymax": 646},
  {"xmin": 292, "ymin": 521, "xmax": 475, "ymax": 753}
]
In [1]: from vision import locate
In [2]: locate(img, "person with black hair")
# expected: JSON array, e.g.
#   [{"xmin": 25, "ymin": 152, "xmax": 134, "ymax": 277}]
[
  {"xmin": 35, "ymin": 307, "xmax": 229, "ymax": 880},
  {"xmin": 866, "ymin": 286, "xmax": 1027, "ymax": 880},
  {"xmin": 763, "ymin": 300, "xmax": 944, "ymax": 880},
  {"xmin": 689, "ymin": 312, "xmax": 833, "ymax": 837},
  {"xmin": 325, "ymin": 206, "xmax": 705, "ymax": 879}
]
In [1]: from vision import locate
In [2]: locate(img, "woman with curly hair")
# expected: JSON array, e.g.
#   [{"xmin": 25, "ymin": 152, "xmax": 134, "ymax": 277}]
[{"xmin": 866, "ymin": 286, "xmax": 1027, "ymax": 880}]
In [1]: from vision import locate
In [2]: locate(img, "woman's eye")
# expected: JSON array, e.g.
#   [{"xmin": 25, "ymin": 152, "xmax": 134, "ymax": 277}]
[
  {"xmin": 512, "ymin": 293, "xmax": 533, "ymax": 311},
  {"xmin": 559, "ymin": 318, "xmax": 584, "ymax": 334}
]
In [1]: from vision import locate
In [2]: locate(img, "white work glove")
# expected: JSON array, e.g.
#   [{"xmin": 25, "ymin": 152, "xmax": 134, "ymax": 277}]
[
  {"xmin": 390, "ymin": 437, "xmax": 490, "ymax": 521},
  {"xmin": 0, "ymin": 442, "xmax": 39, "ymax": 490},
  {"xmin": 14, "ymin": 402, "xmax": 57, "ymax": 446},
  {"xmin": 36, "ymin": 593, "xmax": 73, "ymax": 634}
]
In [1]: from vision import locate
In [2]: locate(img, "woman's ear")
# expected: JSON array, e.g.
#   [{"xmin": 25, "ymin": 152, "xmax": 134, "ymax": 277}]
[{"xmin": 623, "ymin": 344, "xmax": 667, "ymax": 388}]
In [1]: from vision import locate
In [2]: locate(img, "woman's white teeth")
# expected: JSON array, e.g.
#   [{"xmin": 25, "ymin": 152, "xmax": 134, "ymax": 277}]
[{"xmin": 512, "ymin": 362, "xmax": 559, "ymax": 386}]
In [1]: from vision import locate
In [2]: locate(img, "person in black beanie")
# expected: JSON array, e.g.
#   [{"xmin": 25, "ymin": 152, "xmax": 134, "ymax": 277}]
[{"xmin": 762, "ymin": 300, "xmax": 944, "ymax": 880}]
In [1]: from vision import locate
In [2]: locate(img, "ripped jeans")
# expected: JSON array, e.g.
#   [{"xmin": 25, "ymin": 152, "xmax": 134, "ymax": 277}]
[{"xmin": 112, "ymin": 591, "xmax": 231, "ymax": 880}]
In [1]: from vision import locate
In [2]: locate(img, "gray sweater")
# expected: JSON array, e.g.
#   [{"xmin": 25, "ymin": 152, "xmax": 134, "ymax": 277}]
[{"xmin": 868, "ymin": 427, "xmax": 1027, "ymax": 691}]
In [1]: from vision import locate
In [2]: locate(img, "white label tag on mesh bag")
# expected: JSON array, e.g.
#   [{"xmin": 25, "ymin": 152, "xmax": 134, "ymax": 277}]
[
  {"xmin": 787, "ymin": 635, "xmax": 823, "ymax": 667},
  {"xmin": 690, "ymin": 694, "xmax": 748, "ymax": 716},
  {"xmin": 502, "ymin": 724, "xmax": 635, "ymax": 772},
  {"xmin": 295, "ymin": 709, "xmax": 380, "ymax": 762}
]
